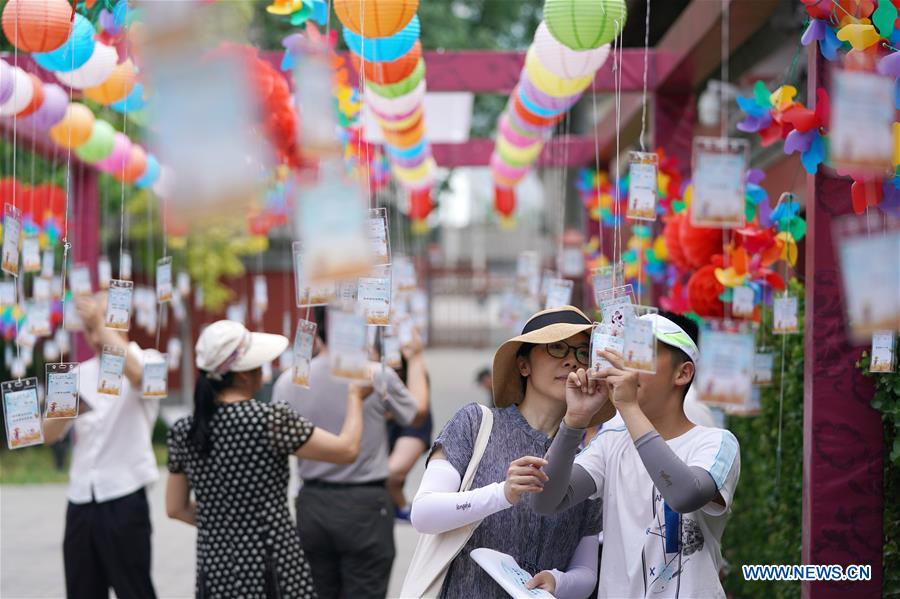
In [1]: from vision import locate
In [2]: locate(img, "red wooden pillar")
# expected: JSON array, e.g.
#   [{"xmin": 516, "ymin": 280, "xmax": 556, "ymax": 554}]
[
  {"xmin": 801, "ymin": 47, "xmax": 882, "ymax": 598},
  {"xmin": 72, "ymin": 164, "xmax": 99, "ymax": 363}
]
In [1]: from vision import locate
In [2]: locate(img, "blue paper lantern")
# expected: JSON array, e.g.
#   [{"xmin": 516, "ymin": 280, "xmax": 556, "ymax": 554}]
[
  {"xmin": 135, "ymin": 153, "xmax": 160, "ymax": 189},
  {"xmin": 342, "ymin": 15, "xmax": 419, "ymax": 63},
  {"xmin": 109, "ymin": 83, "xmax": 147, "ymax": 114},
  {"xmin": 32, "ymin": 13, "xmax": 95, "ymax": 73},
  {"xmin": 386, "ymin": 140, "xmax": 427, "ymax": 160}
]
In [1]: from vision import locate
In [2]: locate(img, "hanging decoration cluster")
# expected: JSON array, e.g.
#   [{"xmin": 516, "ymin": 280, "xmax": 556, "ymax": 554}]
[
  {"xmin": 335, "ymin": 0, "xmax": 435, "ymax": 232},
  {"xmin": 489, "ymin": 0, "xmax": 625, "ymax": 225}
]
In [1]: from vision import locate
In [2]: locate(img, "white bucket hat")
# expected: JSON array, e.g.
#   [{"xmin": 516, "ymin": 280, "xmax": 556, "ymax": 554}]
[{"xmin": 195, "ymin": 320, "xmax": 288, "ymax": 379}]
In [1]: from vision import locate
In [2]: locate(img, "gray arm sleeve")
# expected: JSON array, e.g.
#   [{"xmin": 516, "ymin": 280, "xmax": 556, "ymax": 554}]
[
  {"xmin": 634, "ymin": 431, "xmax": 718, "ymax": 514},
  {"xmin": 530, "ymin": 422, "xmax": 598, "ymax": 515}
]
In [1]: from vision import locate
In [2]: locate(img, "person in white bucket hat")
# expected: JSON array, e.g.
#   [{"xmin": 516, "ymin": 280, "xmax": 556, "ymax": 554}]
[{"xmin": 165, "ymin": 320, "xmax": 368, "ymax": 598}]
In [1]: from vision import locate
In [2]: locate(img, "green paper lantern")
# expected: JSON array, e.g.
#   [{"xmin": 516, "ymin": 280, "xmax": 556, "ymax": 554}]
[
  {"xmin": 544, "ymin": 0, "xmax": 627, "ymax": 51},
  {"xmin": 75, "ymin": 120, "xmax": 116, "ymax": 164},
  {"xmin": 365, "ymin": 59, "xmax": 425, "ymax": 99}
]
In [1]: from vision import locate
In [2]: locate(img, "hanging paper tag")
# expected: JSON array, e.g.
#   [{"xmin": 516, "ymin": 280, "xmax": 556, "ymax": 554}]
[
  {"xmin": 142, "ymin": 352, "xmax": 168, "ymax": 399},
  {"xmin": 41, "ymin": 249, "xmax": 54, "ymax": 278},
  {"xmin": 516, "ymin": 251, "xmax": 541, "ymax": 297},
  {"xmin": 590, "ymin": 322, "xmax": 624, "ymax": 376},
  {"xmin": 155, "ymin": 256, "xmax": 173, "ymax": 303},
  {"xmin": 105, "ymin": 279, "xmax": 134, "ymax": 331},
  {"xmin": 870, "ymin": 331, "xmax": 897, "ymax": 373},
  {"xmin": 627, "ymin": 151, "xmax": 659, "ymax": 221},
  {"xmin": 98, "ymin": 256, "xmax": 112, "ymax": 290},
  {"xmin": 43, "ymin": 340, "xmax": 60, "ymax": 362},
  {"xmin": 725, "ymin": 386, "xmax": 762, "ymax": 417},
  {"xmin": 70, "ymin": 263, "xmax": 92, "ymax": 296},
  {"xmin": 51, "ymin": 275, "xmax": 63, "ymax": 300},
  {"xmin": 773, "ymin": 295, "xmax": 799, "ymax": 335},
  {"xmin": 396, "ymin": 315, "xmax": 415, "ymax": 348},
  {"xmin": 54, "ymin": 328, "xmax": 70, "ymax": 355},
  {"xmin": 261, "ymin": 361, "xmax": 273, "ymax": 383},
  {"xmin": 64, "ymin": 297, "xmax": 83, "ymax": 331},
  {"xmin": 0, "ymin": 281, "xmax": 15, "ymax": 306},
  {"xmin": 366, "ymin": 207, "xmax": 391, "ymax": 266},
  {"xmin": 120, "ymin": 252, "xmax": 132, "ymax": 281},
  {"xmin": 597, "ymin": 284, "xmax": 637, "ymax": 334},
  {"xmin": 328, "ymin": 307, "xmax": 369, "ymax": 381},
  {"xmin": 829, "ymin": 69, "xmax": 894, "ymax": 176},
  {"xmin": 383, "ymin": 329, "xmax": 403, "ymax": 369},
  {"xmin": 98, "ymin": 344, "xmax": 126, "ymax": 396},
  {"xmin": 394, "ymin": 255, "xmax": 418, "ymax": 291},
  {"xmin": 623, "ymin": 306, "xmax": 658, "ymax": 373},
  {"xmin": 558, "ymin": 246, "xmax": 584, "ymax": 278},
  {"xmin": 294, "ymin": 38, "xmax": 342, "ymax": 158},
  {"xmin": 27, "ymin": 300, "xmax": 51, "ymax": 337},
  {"xmin": 292, "ymin": 319, "xmax": 317, "ymax": 387},
  {"xmin": 732, "ymin": 285, "xmax": 755, "ymax": 319},
  {"xmin": 252, "ymin": 275, "xmax": 268, "ymax": 314},
  {"xmin": 544, "ymin": 278, "xmax": 573, "ymax": 310},
  {"xmin": 177, "ymin": 272, "xmax": 191, "ymax": 297},
  {"xmin": 2, "ymin": 377, "xmax": 43, "ymax": 449},
  {"xmin": 45, "ymin": 363, "xmax": 79, "ymax": 419},
  {"xmin": 690, "ymin": 137, "xmax": 749, "ymax": 228},
  {"xmin": 2, "ymin": 204, "xmax": 22, "ymax": 277},
  {"xmin": 226, "ymin": 303, "xmax": 246, "ymax": 325},
  {"xmin": 166, "ymin": 338, "xmax": 182, "ymax": 371},
  {"xmin": 358, "ymin": 266, "xmax": 392, "ymax": 326},
  {"xmin": 22, "ymin": 237, "xmax": 40, "ymax": 273},
  {"xmin": 591, "ymin": 263, "xmax": 625, "ymax": 306},
  {"xmin": 539, "ymin": 270, "xmax": 556, "ymax": 300},
  {"xmin": 292, "ymin": 241, "xmax": 337, "ymax": 306},
  {"xmin": 32, "ymin": 277, "xmax": 51, "ymax": 302},
  {"xmin": 696, "ymin": 328, "xmax": 755, "ymax": 408},
  {"xmin": 754, "ymin": 351, "xmax": 774, "ymax": 386}
]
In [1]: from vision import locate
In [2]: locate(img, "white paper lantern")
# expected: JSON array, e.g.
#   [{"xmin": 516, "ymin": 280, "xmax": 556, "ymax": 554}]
[
  {"xmin": 0, "ymin": 66, "xmax": 34, "ymax": 116},
  {"xmin": 533, "ymin": 21, "xmax": 611, "ymax": 80},
  {"xmin": 365, "ymin": 80, "xmax": 426, "ymax": 117},
  {"xmin": 55, "ymin": 42, "xmax": 117, "ymax": 90}
]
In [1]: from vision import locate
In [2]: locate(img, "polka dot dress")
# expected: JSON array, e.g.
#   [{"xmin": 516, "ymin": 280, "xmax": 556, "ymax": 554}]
[{"xmin": 168, "ymin": 400, "xmax": 317, "ymax": 598}]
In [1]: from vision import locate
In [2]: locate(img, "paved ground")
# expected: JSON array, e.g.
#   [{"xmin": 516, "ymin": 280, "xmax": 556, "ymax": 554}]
[{"xmin": 0, "ymin": 348, "xmax": 494, "ymax": 599}]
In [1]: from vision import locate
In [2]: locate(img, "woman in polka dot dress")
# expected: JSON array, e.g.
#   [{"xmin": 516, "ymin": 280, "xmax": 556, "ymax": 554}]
[{"xmin": 166, "ymin": 321, "xmax": 367, "ymax": 598}]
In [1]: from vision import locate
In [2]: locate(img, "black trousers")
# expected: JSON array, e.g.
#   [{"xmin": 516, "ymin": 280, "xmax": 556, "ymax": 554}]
[
  {"xmin": 296, "ymin": 483, "xmax": 395, "ymax": 599},
  {"xmin": 64, "ymin": 488, "xmax": 157, "ymax": 599}
]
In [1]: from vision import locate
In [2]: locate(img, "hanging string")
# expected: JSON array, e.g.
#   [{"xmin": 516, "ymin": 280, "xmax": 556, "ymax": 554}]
[
  {"xmin": 720, "ymin": 0, "xmax": 729, "ymax": 140},
  {"xmin": 612, "ymin": 21, "xmax": 623, "ymax": 271},
  {"xmin": 638, "ymin": 0, "xmax": 651, "ymax": 151},
  {"xmin": 774, "ymin": 325, "xmax": 787, "ymax": 492},
  {"xmin": 12, "ymin": 6, "xmax": 21, "ymax": 374},
  {"xmin": 59, "ymin": 12, "xmax": 78, "ymax": 362}
]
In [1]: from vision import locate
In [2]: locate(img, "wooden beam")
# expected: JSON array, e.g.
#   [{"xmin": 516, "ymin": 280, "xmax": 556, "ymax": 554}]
[{"xmin": 432, "ymin": 135, "xmax": 596, "ymax": 167}]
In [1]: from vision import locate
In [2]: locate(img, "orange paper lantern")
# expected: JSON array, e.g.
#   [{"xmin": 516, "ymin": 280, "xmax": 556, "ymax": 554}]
[
  {"xmin": 49, "ymin": 102, "xmax": 95, "ymax": 148},
  {"xmin": 116, "ymin": 144, "xmax": 148, "ymax": 183},
  {"xmin": 352, "ymin": 41, "xmax": 421, "ymax": 85},
  {"xmin": 382, "ymin": 116, "xmax": 425, "ymax": 148},
  {"xmin": 1, "ymin": 0, "xmax": 73, "ymax": 53},
  {"xmin": 16, "ymin": 73, "xmax": 45, "ymax": 118},
  {"xmin": 83, "ymin": 59, "xmax": 137, "ymax": 105},
  {"xmin": 334, "ymin": 0, "xmax": 419, "ymax": 38}
]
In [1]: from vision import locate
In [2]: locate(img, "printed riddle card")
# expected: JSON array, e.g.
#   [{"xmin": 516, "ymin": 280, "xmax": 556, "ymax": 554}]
[
  {"xmin": 690, "ymin": 137, "xmax": 749, "ymax": 228},
  {"xmin": 45, "ymin": 363, "xmax": 79, "ymax": 419},
  {"xmin": 142, "ymin": 353, "xmax": 168, "ymax": 399},
  {"xmin": 22, "ymin": 236, "xmax": 40, "ymax": 273},
  {"xmin": 98, "ymin": 255, "xmax": 112, "ymax": 290},
  {"xmin": 590, "ymin": 322, "xmax": 624, "ymax": 376},
  {"xmin": 623, "ymin": 306, "xmax": 657, "ymax": 373},
  {"xmin": 591, "ymin": 262, "xmax": 625, "ymax": 306},
  {"xmin": 773, "ymin": 295, "xmax": 799, "ymax": 335},
  {"xmin": 544, "ymin": 278, "xmax": 573, "ymax": 310},
  {"xmin": 292, "ymin": 319, "xmax": 317, "ymax": 387},
  {"xmin": 357, "ymin": 266, "xmax": 392, "ymax": 326},
  {"xmin": 328, "ymin": 307, "xmax": 369, "ymax": 381},
  {"xmin": 753, "ymin": 351, "xmax": 774, "ymax": 386},
  {"xmin": 105, "ymin": 279, "xmax": 134, "ymax": 331},
  {"xmin": 41, "ymin": 248, "xmax": 54, "ymax": 278},
  {"xmin": 366, "ymin": 207, "xmax": 391, "ymax": 266},
  {"xmin": 732, "ymin": 285, "xmax": 755, "ymax": 319},
  {"xmin": 627, "ymin": 151, "xmax": 659, "ymax": 221},
  {"xmin": 70, "ymin": 263, "xmax": 92, "ymax": 296},
  {"xmin": 156, "ymin": 256, "xmax": 173, "ymax": 303},
  {"xmin": 292, "ymin": 241, "xmax": 337, "ymax": 306},
  {"xmin": 2, "ymin": 377, "xmax": 43, "ymax": 450},
  {"xmin": 469, "ymin": 548, "xmax": 553, "ymax": 598},
  {"xmin": 516, "ymin": 250, "xmax": 541, "ymax": 298},
  {"xmin": 696, "ymin": 329, "xmax": 755, "ymax": 408},
  {"xmin": 98, "ymin": 344, "xmax": 126, "ymax": 396},
  {"xmin": 597, "ymin": 284, "xmax": 637, "ymax": 334},
  {"xmin": 2, "ymin": 204, "xmax": 22, "ymax": 277},
  {"xmin": 829, "ymin": 68, "xmax": 895, "ymax": 176},
  {"xmin": 870, "ymin": 331, "xmax": 896, "ymax": 373}
]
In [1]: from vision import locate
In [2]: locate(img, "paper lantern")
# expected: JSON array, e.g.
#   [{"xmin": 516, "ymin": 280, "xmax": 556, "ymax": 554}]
[
  {"xmin": 498, "ymin": 114, "xmax": 542, "ymax": 148},
  {"xmin": 544, "ymin": 0, "xmax": 627, "ymax": 51},
  {"xmin": 679, "ymin": 213, "xmax": 723, "ymax": 270},
  {"xmin": 343, "ymin": 14, "xmax": 419, "ymax": 62},
  {"xmin": 517, "ymin": 84, "xmax": 567, "ymax": 118},
  {"xmin": 83, "ymin": 59, "xmax": 136, "ymax": 105},
  {"xmin": 364, "ymin": 59, "xmax": 424, "ymax": 98},
  {"xmin": 109, "ymin": 82, "xmax": 147, "ymax": 114},
  {"xmin": 0, "ymin": 66, "xmax": 34, "ymax": 116},
  {"xmin": 495, "ymin": 185, "xmax": 516, "ymax": 217},
  {"xmin": 385, "ymin": 140, "xmax": 427, "ymax": 161},
  {"xmin": 49, "ymin": 102, "xmax": 95, "ymax": 147},
  {"xmin": 22, "ymin": 82, "xmax": 67, "ymax": 129},
  {"xmin": 383, "ymin": 117, "xmax": 425, "ymax": 148},
  {"xmin": 662, "ymin": 214, "xmax": 691, "ymax": 272},
  {"xmin": 524, "ymin": 46, "xmax": 593, "ymax": 98},
  {"xmin": 394, "ymin": 157, "xmax": 434, "ymax": 184},
  {"xmin": 74, "ymin": 120, "xmax": 116, "ymax": 163},
  {"xmin": 95, "ymin": 132, "xmax": 131, "ymax": 174},
  {"xmin": 55, "ymin": 42, "xmax": 117, "ymax": 90},
  {"xmin": 32, "ymin": 13, "xmax": 95, "ymax": 72},
  {"xmin": 335, "ymin": 0, "xmax": 418, "ymax": 38},
  {"xmin": 496, "ymin": 135, "xmax": 544, "ymax": 168},
  {"xmin": 376, "ymin": 107, "xmax": 422, "ymax": 131},
  {"xmin": 352, "ymin": 40, "xmax": 421, "ymax": 85},
  {"xmin": 511, "ymin": 92, "xmax": 564, "ymax": 128},
  {"xmin": 520, "ymin": 75, "xmax": 581, "ymax": 113},
  {"xmin": 0, "ymin": 60, "xmax": 14, "ymax": 105},
  {"xmin": 15, "ymin": 73, "xmax": 44, "ymax": 118},
  {"xmin": 364, "ymin": 80, "xmax": 426, "ymax": 116},
  {"xmin": 390, "ymin": 151, "xmax": 428, "ymax": 169},
  {"xmin": 687, "ymin": 264, "xmax": 725, "ymax": 317},
  {"xmin": 408, "ymin": 187, "xmax": 433, "ymax": 220},
  {"xmin": 533, "ymin": 21, "xmax": 611, "ymax": 79},
  {"xmin": 2, "ymin": 0, "xmax": 73, "ymax": 53},
  {"xmin": 116, "ymin": 144, "xmax": 147, "ymax": 183},
  {"xmin": 135, "ymin": 153, "xmax": 160, "ymax": 189}
]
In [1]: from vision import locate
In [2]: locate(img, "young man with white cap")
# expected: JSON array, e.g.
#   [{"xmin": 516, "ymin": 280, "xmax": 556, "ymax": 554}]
[
  {"xmin": 42, "ymin": 294, "xmax": 159, "ymax": 599},
  {"xmin": 532, "ymin": 311, "xmax": 741, "ymax": 599}
]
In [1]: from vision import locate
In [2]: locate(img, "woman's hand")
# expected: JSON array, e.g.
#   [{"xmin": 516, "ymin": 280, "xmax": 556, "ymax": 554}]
[
  {"xmin": 563, "ymin": 368, "xmax": 609, "ymax": 429},
  {"xmin": 526, "ymin": 570, "xmax": 556, "ymax": 594},
  {"xmin": 503, "ymin": 456, "xmax": 549, "ymax": 505}
]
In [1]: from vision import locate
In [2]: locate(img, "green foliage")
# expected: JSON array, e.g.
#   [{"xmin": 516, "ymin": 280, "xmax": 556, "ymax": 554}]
[
  {"xmin": 722, "ymin": 279, "xmax": 805, "ymax": 599},
  {"xmin": 857, "ymin": 349, "xmax": 900, "ymax": 596}
]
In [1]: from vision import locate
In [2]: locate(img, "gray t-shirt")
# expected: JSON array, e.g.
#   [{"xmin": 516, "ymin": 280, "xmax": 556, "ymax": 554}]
[
  {"xmin": 433, "ymin": 402, "xmax": 602, "ymax": 599},
  {"xmin": 273, "ymin": 353, "xmax": 418, "ymax": 484}
]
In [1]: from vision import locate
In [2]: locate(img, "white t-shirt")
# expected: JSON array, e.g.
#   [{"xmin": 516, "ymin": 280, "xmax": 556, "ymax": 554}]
[
  {"xmin": 67, "ymin": 343, "xmax": 160, "ymax": 504},
  {"xmin": 575, "ymin": 424, "xmax": 740, "ymax": 599}
]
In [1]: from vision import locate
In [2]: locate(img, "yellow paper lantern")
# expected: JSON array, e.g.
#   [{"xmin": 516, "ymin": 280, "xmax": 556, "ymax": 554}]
[
  {"xmin": 334, "ymin": 0, "xmax": 418, "ymax": 38},
  {"xmin": 524, "ymin": 46, "xmax": 593, "ymax": 99},
  {"xmin": 83, "ymin": 59, "xmax": 136, "ymax": 105},
  {"xmin": 49, "ymin": 102, "xmax": 95, "ymax": 148}
]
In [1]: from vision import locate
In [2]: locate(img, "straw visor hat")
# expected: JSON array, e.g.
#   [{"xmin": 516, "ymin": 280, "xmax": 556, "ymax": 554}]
[{"xmin": 492, "ymin": 305, "xmax": 617, "ymax": 427}]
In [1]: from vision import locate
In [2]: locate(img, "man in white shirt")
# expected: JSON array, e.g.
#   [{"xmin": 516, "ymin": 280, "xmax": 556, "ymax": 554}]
[
  {"xmin": 532, "ymin": 312, "xmax": 740, "ymax": 598},
  {"xmin": 43, "ymin": 294, "xmax": 158, "ymax": 599}
]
